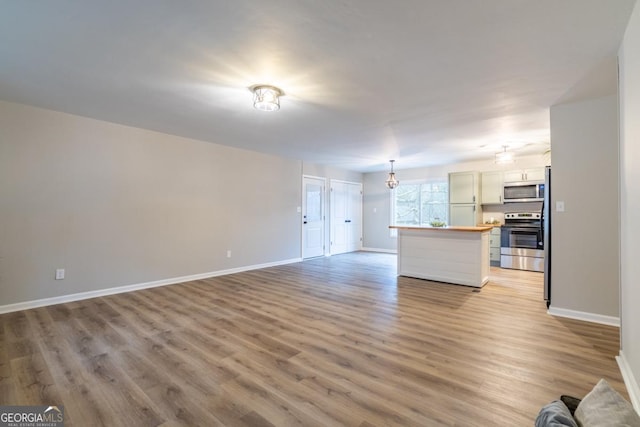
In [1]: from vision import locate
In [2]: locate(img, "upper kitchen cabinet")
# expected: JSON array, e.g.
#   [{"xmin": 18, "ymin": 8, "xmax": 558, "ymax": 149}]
[
  {"xmin": 503, "ymin": 168, "xmax": 545, "ymax": 183},
  {"xmin": 481, "ymin": 171, "xmax": 503, "ymax": 204},
  {"xmin": 449, "ymin": 171, "xmax": 482, "ymax": 226},
  {"xmin": 449, "ymin": 171, "xmax": 480, "ymax": 204}
]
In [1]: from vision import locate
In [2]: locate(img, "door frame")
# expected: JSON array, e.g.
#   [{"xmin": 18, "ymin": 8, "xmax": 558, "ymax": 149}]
[{"xmin": 302, "ymin": 175, "xmax": 327, "ymax": 259}]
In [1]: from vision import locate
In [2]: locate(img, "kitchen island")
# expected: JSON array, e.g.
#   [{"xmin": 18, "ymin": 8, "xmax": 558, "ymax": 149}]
[{"xmin": 389, "ymin": 225, "xmax": 493, "ymax": 287}]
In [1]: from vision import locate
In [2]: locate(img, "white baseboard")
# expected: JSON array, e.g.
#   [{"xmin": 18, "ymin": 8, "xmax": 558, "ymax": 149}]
[
  {"xmin": 361, "ymin": 247, "xmax": 397, "ymax": 254},
  {"xmin": 0, "ymin": 258, "xmax": 302, "ymax": 315},
  {"xmin": 617, "ymin": 351, "xmax": 640, "ymax": 413},
  {"xmin": 547, "ymin": 306, "xmax": 620, "ymax": 327}
]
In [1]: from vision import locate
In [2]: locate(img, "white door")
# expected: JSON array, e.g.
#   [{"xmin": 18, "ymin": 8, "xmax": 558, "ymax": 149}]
[
  {"xmin": 347, "ymin": 183, "xmax": 362, "ymax": 252},
  {"xmin": 331, "ymin": 181, "xmax": 348, "ymax": 255},
  {"xmin": 302, "ymin": 176, "xmax": 325, "ymax": 259},
  {"xmin": 331, "ymin": 180, "xmax": 362, "ymax": 255}
]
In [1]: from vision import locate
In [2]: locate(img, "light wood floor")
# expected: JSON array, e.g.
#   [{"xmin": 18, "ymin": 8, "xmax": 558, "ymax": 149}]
[{"xmin": 1, "ymin": 252, "xmax": 624, "ymax": 426}]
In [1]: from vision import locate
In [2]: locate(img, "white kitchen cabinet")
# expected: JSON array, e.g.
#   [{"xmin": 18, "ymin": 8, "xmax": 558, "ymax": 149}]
[
  {"xmin": 449, "ymin": 171, "xmax": 479, "ymax": 204},
  {"xmin": 449, "ymin": 171, "xmax": 481, "ymax": 226},
  {"xmin": 503, "ymin": 168, "xmax": 545, "ymax": 183},
  {"xmin": 503, "ymin": 170, "xmax": 525, "ymax": 183},
  {"xmin": 523, "ymin": 168, "xmax": 545, "ymax": 181},
  {"xmin": 481, "ymin": 171, "xmax": 503, "ymax": 204},
  {"xmin": 490, "ymin": 247, "xmax": 501, "ymax": 263},
  {"xmin": 449, "ymin": 172, "xmax": 480, "ymax": 203},
  {"xmin": 449, "ymin": 204, "xmax": 479, "ymax": 227},
  {"xmin": 489, "ymin": 227, "xmax": 501, "ymax": 266}
]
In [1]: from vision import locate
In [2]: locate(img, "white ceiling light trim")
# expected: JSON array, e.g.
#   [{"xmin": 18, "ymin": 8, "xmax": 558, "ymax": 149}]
[
  {"xmin": 251, "ymin": 85, "xmax": 283, "ymax": 111},
  {"xmin": 495, "ymin": 146, "xmax": 514, "ymax": 164}
]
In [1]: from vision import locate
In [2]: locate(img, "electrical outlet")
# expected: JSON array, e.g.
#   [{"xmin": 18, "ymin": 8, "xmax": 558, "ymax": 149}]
[
  {"xmin": 556, "ymin": 201, "xmax": 565, "ymax": 212},
  {"xmin": 55, "ymin": 268, "xmax": 65, "ymax": 280},
  {"xmin": 226, "ymin": 250, "xmax": 231, "ymax": 258}
]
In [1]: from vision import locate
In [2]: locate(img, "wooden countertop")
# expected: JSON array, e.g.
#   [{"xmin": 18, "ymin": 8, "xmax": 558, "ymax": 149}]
[{"xmin": 389, "ymin": 225, "xmax": 493, "ymax": 232}]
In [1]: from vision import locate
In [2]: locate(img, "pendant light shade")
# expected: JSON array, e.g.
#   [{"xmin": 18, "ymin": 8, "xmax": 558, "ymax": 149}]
[
  {"xmin": 385, "ymin": 160, "xmax": 400, "ymax": 189},
  {"xmin": 252, "ymin": 85, "xmax": 283, "ymax": 111},
  {"xmin": 495, "ymin": 145, "xmax": 514, "ymax": 164}
]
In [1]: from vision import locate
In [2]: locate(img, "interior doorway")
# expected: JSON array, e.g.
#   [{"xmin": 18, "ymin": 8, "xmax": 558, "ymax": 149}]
[{"xmin": 302, "ymin": 176, "xmax": 326, "ymax": 259}]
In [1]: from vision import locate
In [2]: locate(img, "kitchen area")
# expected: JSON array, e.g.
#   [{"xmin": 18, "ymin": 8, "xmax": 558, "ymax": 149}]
[
  {"xmin": 446, "ymin": 165, "xmax": 552, "ymax": 303},
  {"xmin": 362, "ymin": 67, "xmax": 620, "ymax": 329},
  {"xmin": 386, "ymin": 161, "xmax": 553, "ymax": 304}
]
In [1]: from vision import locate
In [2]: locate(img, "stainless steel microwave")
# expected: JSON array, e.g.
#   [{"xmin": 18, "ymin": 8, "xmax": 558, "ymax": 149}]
[{"xmin": 503, "ymin": 182, "xmax": 545, "ymax": 202}]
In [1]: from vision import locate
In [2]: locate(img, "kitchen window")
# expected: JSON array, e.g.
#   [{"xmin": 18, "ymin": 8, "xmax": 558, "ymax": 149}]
[{"xmin": 390, "ymin": 179, "xmax": 449, "ymax": 236}]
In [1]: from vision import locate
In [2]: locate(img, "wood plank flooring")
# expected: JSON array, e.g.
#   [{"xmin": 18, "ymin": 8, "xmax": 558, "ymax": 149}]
[{"xmin": 0, "ymin": 252, "xmax": 625, "ymax": 426}]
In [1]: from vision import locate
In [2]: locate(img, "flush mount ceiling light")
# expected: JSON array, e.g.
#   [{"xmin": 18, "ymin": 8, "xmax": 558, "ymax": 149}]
[
  {"xmin": 495, "ymin": 145, "xmax": 514, "ymax": 164},
  {"xmin": 251, "ymin": 85, "xmax": 283, "ymax": 111},
  {"xmin": 385, "ymin": 160, "xmax": 400, "ymax": 189}
]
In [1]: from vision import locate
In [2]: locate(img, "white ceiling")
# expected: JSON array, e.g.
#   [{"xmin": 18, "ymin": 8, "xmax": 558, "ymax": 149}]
[{"xmin": 0, "ymin": 1, "xmax": 635, "ymax": 172}]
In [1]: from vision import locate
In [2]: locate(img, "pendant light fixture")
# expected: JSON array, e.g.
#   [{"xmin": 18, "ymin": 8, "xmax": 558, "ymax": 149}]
[
  {"xmin": 385, "ymin": 160, "xmax": 400, "ymax": 189},
  {"xmin": 251, "ymin": 85, "xmax": 283, "ymax": 111},
  {"xmin": 495, "ymin": 145, "xmax": 514, "ymax": 164}
]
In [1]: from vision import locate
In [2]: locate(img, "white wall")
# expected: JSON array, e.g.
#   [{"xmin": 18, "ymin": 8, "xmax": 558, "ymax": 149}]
[
  {"xmin": 619, "ymin": 0, "xmax": 640, "ymax": 409},
  {"xmin": 0, "ymin": 100, "xmax": 303, "ymax": 308},
  {"xmin": 549, "ymin": 94, "xmax": 619, "ymax": 321},
  {"xmin": 362, "ymin": 155, "xmax": 548, "ymax": 251},
  {"xmin": 302, "ymin": 162, "xmax": 363, "ymax": 184}
]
